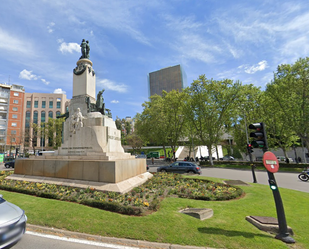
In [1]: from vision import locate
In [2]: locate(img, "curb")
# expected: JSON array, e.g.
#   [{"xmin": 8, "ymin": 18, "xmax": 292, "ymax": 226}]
[{"xmin": 26, "ymin": 224, "xmax": 217, "ymax": 249}]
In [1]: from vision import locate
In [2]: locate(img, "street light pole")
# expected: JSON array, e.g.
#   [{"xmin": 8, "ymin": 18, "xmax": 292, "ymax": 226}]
[{"xmin": 244, "ymin": 114, "xmax": 257, "ymax": 183}]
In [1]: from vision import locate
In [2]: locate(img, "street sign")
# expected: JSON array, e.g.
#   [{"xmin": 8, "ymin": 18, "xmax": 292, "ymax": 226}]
[{"xmin": 263, "ymin": 151, "xmax": 279, "ymax": 173}]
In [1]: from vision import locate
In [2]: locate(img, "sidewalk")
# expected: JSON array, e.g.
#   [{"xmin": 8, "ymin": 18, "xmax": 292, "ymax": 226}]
[{"xmin": 27, "ymin": 224, "xmax": 217, "ymax": 249}]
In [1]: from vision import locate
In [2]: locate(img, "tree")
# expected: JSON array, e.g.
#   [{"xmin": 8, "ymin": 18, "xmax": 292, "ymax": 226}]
[
  {"xmin": 231, "ymin": 84, "xmax": 262, "ymax": 159},
  {"xmin": 185, "ymin": 75, "xmax": 242, "ymax": 165},
  {"xmin": 124, "ymin": 121, "xmax": 131, "ymax": 135},
  {"xmin": 126, "ymin": 133, "xmax": 144, "ymax": 154},
  {"xmin": 266, "ymin": 57, "xmax": 309, "ymax": 161},
  {"xmin": 135, "ymin": 90, "xmax": 187, "ymax": 159},
  {"xmin": 115, "ymin": 118, "xmax": 122, "ymax": 130},
  {"xmin": 259, "ymin": 91, "xmax": 299, "ymax": 162},
  {"xmin": 45, "ymin": 118, "xmax": 65, "ymax": 149}
]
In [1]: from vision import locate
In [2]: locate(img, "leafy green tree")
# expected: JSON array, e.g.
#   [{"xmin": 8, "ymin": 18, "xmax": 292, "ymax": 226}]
[
  {"xmin": 124, "ymin": 121, "xmax": 131, "ymax": 135},
  {"xmin": 126, "ymin": 133, "xmax": 144, "ymax": 154},
  {"xmin": 115, "ymin": 118, "xmax": 122, "ymax": 130},
  {"xmin": 231, "ymin": 84, "xmax": 262, "ymax": 159},
  {"xmin": 259, "ymin": 91, "xmax": 299, "ymax": 162},
  {"xmin": 135, "ymin": 90, "xmax": 187, "ymax": 159},
  {"xmin": 185, "ymin": 75, "xmax": 242, "ymax": 165},
  {"xmin": 266, "ymin": 57, "xmax": 309, "ymax": 160}
]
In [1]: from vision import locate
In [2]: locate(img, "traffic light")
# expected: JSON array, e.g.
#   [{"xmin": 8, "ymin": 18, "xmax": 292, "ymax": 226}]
[
  {"xmin": 269, "ymin": 179, "xmax": 278, "ymax": 191},
  {"xmin": 249, "ymin": 122, "xmax": 268, "ymax": 151},
  {"xmin": 247, "ymin": 143, "xmax": 254, "ymax": 153}
]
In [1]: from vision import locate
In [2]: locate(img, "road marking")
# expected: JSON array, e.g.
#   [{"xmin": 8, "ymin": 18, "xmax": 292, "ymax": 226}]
[{"xmin": 26, "ymin": 231, "xmax": 140, "ymax": 249}]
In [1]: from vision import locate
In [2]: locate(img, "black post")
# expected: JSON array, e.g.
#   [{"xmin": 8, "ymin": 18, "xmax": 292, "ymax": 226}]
[
  {"xmin": 249, "ymin": 153, "xmax": 257, "ymax": 183},
  {"xmin": 267, "ymin": 171, "xmax": 295, "ymax": 243}
]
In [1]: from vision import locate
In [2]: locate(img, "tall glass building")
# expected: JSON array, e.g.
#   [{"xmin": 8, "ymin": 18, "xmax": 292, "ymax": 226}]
[{"xmin": 148, "ymin": 65, "xmax": 187, "ymax": 97}]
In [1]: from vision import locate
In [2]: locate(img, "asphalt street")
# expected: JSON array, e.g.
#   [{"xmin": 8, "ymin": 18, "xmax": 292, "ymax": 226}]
[{"xmin": 149, "ymin": 166, "xmax": 309, "ymax": 193}]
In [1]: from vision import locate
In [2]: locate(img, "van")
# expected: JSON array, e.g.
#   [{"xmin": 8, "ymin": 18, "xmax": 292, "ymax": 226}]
[{"xmin": 147, "ymin": 151, "xmax": 160, "ymax": 159}]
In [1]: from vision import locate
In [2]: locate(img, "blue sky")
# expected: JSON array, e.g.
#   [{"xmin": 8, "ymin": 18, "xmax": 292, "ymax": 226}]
[{"xmin": 1, "ymin": 0, "xmax": 309, "ymax": 120}]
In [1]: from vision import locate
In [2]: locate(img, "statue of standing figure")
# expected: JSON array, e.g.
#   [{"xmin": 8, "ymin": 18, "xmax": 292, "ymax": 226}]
[
  {"xmin": 96, "ymin": 89, "xmax": 105, "ymax": 114},
  {"xmin": 70, "ymin": 108, "xmax": 84, "ymax": 134},
  {"xmin": 80, "ymin": 39, "xmax": 90, "ymax": 59}
]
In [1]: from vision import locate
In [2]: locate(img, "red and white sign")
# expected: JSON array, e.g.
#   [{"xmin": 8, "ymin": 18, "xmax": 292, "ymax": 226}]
[{"xmin": 263, "ymin": 151, "xmax": 279, "ymax": 173}]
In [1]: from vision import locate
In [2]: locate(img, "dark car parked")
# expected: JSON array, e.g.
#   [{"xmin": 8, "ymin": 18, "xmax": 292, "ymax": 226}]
[
  {"xmin": 4, "ymin": 161, "xmax": 15, "ymax": 168},
  {"xmin": 157, "ymin": 161, "xmax": 201, "ymax": 174}
]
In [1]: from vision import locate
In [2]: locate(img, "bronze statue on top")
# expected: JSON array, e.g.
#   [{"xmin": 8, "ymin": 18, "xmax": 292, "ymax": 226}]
[{"xmin": 80, "ymin": 39, "xmax": 90, "ymax": 59}]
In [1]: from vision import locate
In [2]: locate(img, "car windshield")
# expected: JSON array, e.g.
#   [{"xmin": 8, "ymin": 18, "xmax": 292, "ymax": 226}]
[{"xmin": 0, "ymin": 197, "xmax": 5, "ymax": 204}]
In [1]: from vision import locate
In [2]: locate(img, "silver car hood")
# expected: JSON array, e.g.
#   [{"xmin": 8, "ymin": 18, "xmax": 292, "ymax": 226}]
[{"xmin": 0, "ymin": 201, "xmax": 24, "ymax": 226}]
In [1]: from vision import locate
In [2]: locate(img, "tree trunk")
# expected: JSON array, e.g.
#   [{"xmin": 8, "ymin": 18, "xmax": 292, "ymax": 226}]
[{"xmin": 207, "ymin": 145, "xmax": 214, "ymax": 166}]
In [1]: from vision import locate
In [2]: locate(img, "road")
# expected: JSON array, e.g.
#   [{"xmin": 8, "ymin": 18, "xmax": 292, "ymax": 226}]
[
  {"xmin": 10, "ymin": 231, "xmax": 139, "ymax": 249},
  {"xmin": 149, "ymin": 166, "xmax": 309, "ymax": 193}
]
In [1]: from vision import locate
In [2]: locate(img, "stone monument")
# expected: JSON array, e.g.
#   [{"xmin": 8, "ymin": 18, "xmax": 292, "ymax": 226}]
[{"xmin": 11, "ymin": 39, "xmax": 151, "ymax": 193}]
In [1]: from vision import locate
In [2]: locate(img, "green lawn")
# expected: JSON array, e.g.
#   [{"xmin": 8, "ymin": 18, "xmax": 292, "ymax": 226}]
[{"xmin": 2, "ymin": 175, "xmax": 309, "ymax": 249}]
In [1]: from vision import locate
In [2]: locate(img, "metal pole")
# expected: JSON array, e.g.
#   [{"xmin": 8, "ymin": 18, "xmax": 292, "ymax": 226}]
[
  {"xmin": 267, "ymin": 171, "xmax": 295, "ymax": 243},
  {"xmin": 244, "ymin": 114, "xmax": 257, "ymax": 183}
]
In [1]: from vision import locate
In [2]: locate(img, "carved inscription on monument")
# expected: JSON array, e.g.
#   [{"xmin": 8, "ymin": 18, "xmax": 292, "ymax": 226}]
[{"xmin": 108, "ymin": 135, "xmax": 121, "ymax": 141}]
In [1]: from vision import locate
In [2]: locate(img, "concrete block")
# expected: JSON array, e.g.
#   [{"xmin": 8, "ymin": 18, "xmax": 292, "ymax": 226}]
[
  {"xmin": 32, "ymin": 161, "xmax": 44, "ymax": 176},
  {"xmin": 55, "ymin": 160, "xmax": 69, "ymax": 178},
  {"xmin": 68, "ymin": 161, "xmax": 84, "ymax": 180}
]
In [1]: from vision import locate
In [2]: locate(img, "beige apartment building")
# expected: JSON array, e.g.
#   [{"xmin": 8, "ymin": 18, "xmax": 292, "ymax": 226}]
[{"xmin": 24, "ymin": 93, "xmax": 69, "ymax": 152}]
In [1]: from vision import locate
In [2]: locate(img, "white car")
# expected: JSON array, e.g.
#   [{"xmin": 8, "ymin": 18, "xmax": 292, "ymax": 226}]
[{"xmin": 0, "ymin": 194, "xmax": 27, "ymax": 248}]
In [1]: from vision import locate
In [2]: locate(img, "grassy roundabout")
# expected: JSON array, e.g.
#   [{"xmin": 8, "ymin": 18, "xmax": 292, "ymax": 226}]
[
  {"xmin": 0, "ymin": 171, "xmax": 243, "ymax": 215},
  {"xmin": 1, "ymin": 170, "xmax": 309, "ymax": 249}
]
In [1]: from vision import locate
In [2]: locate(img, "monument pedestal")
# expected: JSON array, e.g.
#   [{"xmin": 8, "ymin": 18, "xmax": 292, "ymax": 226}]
[{"xmin": 13, "ymin": 51, "xmax": 152, "ymax": 193}]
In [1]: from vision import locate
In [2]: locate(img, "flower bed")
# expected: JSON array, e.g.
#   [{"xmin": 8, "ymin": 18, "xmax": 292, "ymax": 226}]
[{"xmin": 0, "ymin": 171, "xmax": 243, "ymax": 215}]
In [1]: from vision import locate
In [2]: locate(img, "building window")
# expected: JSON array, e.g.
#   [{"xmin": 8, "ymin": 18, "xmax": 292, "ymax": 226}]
[
  {"xmin": 56, "ymin": 111, "xmax": 61, "ymax": 117},
  {"xmin": 12, "ymin": 114, "xmax": 17, "ymax": 119},
  {"xmin": 41, "ymin": 111, "xmax": 46, "ymax": 123},
  {"xmin": 25, "ymin": 111, "xmax": 30, "ymax": 128},
  {"xmin": 13, "ymin": 92, "xmax": 19, "ymax": 96},
  {"xmin": 11, "ymin": 138, "xmax": 16, "ymax": 142},
  {"xmin": 12, "ymin": 107, "xmax": 18, "ymax": 111},
  {"xmin": 34, "ymin": 100, "xmax": 38, "ymax": 108},
  {"xmin": 42, "ymin": 101, "xmax": 46, "ymax": 108},
  {"xmin": 49, "ymin": 101, "xmax": 53, "ymax": 108},
  {"xmin": 11, "ymin": 130, "xmax": 17, "ymax": 135},
  {"xmin": 48, "ymin": 111, "xmax": 53, "ymax": 119},
  {"xmin": 13, "ymin": 100, "xmax": 18, "ymax": 104},
  {"xmin": 26, "ymin": 101, "xmax": 31, "ymax": 108},
  {"xmin": 33, "ymin": 111, "xmax": 38, "ymax": 124},
  {"xmin": 57, "ymin": 101, "xmax": 61, "ymax": 108},
  {"xmin": 11, "ymin": 122, "xmax": 17, "ymax": 127}
]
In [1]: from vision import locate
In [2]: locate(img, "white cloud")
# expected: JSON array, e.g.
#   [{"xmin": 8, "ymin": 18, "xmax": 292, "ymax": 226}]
[
  {"xmin": 58, "ymin": 42, "xmax": 80, "ymax": 54},
  {"xmin": 163, "ymin": 15, "xmax": 222, "ymax": 64},
  {"xmin": 19, "ymin": 69, "xmax": 52, "ymax": 85},
  {"xmin": 53, "ymin": 88, "xmax": 66, "ymax": 94},
  {"xmin": 41, "ymin": 79, "xmax": 50, "ymax": 85},
  {"xmin": 0, "ymin": 28, "xmax": 33, "ymax": 55},
  {"xmin": 111, "ymin": 100, "xmax": 119, "ymax": 104},
  {"xmin": 239, "ymin": 61, "xmax": 268, "ymax": 74},
  {"xmin": 98, "ymin": 79, "xmax": 128, "ymax": 93},
  {"xmin": 47, "ymin": 22, "xmax": 55, "ymax": 33},
  {"xmin": 19, "ymin": 69, "xmax": 38, "ymax": 80}
]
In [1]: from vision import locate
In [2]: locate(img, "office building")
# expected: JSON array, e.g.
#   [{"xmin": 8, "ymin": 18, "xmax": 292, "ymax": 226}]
[
  {"xmin": 24, "ymin": 93, "xmax": 69, "ymax": 151},
  {"xmin": 0, "ymin": 84, "xmax": 25, "ymax": 155},
  {"xmin": 148, "ymin": 64, "xmax": 187, "ymax": 97}
]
